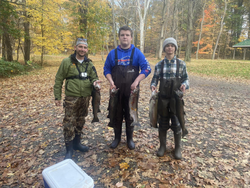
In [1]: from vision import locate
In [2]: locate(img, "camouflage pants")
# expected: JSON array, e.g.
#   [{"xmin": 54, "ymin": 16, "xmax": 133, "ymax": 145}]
[{"xmin": 63, "ymin": 96, "xmax": 90, "ymax": 142}]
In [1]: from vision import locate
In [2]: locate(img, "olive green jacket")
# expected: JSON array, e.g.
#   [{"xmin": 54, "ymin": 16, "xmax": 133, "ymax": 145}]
[{"xmin": 54, "ymin": 54, "xmax": 99, "ymax": 100}]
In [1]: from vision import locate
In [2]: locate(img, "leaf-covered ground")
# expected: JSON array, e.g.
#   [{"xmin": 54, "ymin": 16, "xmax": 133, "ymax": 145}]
[{"xmin": 0, "ymin": 56, "xmax": 249, "ymax": 188}]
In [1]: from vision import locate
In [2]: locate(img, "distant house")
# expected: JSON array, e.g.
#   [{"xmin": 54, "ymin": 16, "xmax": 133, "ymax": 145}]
[{"xmin": 232, "ymin": 39, "xmax": 250, "ymax": 60}]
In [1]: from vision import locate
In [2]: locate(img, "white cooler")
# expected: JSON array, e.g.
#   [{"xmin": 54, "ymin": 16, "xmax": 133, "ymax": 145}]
[{"xmin": 42, "ymin": 159, "xmax": 94, "ymax": 188}]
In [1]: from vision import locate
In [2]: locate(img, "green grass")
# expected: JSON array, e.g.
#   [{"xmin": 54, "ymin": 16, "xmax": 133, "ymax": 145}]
[
  {"xmin": 2, "ymin": 54, "xmax": 250, "ymax": 80},
  {"xmin": 148, "ymin": 58, "xmax": 250, "ymax": 80},
  {"xmin": 187, "ymin": 59, "xmax": 250, "ymax": 80}
]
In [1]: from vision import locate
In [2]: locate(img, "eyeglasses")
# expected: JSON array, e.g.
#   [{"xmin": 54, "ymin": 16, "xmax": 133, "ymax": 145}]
[{"xmin": 77, "ymin": 38, "xmax": 87, "ymax": 42}]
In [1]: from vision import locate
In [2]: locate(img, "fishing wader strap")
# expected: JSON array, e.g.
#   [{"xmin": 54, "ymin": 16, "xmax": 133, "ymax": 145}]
[
  {"xmin": 160, "ymin": 58, "xmax": 180, "ymax": 79},
  {"xmin": 115, "ymin": 47, "xmax": 135, "ymax": 66},
  {"xmin": 176, "ymin": 58, "xmax": 180, "ymax": 78},
  {"xmin": 66, "ymin": 62, "xmax": 89, "ymax": 80}
]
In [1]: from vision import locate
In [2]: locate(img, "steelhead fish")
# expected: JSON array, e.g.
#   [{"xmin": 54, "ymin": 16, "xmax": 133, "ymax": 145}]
[
  {"xmin": 108, "ymin": 88, "xmax": 119, "ymax": 127},
  {"xmin": 149, "ymin": 90, "xmax": 158, "ymax": 128},
  {"xmin": 129, "ymin": 88, "xmax": 141, "ymax": 126},
  {"xmin": 175, "ymin": 90, "xmax": 188, "ymax": 137},
  {"xmin": 91, "ymin": 84, "xmax": 101, "ymax": 123}
]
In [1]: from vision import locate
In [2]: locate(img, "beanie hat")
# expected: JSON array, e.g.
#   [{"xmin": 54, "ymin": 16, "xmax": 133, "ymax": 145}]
[
  {"xmin": 76, "ymin": 38, "xmax": 88, "ymax": 47},
  {"xmin": 162, "ymin": 37, "xmax": 178, "ymax": 52}
]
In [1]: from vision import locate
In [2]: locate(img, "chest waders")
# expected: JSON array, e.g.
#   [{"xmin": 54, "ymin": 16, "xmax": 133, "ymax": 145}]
[
  {"xmin": 157, "ymin": 59, "xmax": 182, "ymax": 159},
  {"xmin": 109, "ymin": 48, "xmax": 139, "ymax": 150}
]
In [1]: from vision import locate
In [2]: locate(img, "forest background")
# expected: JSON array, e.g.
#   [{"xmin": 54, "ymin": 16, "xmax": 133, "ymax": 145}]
[{"xmin": 1, "ymin": 0, "xmax": 250, "ymax": 66}]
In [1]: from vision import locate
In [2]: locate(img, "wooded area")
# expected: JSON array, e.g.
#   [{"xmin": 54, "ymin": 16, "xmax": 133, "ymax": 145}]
[{"xmin": 1, "ymin": 0, "xmax": 250, "ymax": 64}]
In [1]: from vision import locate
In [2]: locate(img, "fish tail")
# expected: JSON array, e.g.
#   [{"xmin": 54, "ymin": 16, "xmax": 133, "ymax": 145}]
[
  {"xmin": 91, "ymin": 117, "xmax": 99, "ymax": 123},
  {"xmin": 131, "ymin": 122, "xmax": 141, "ymax": 127}
]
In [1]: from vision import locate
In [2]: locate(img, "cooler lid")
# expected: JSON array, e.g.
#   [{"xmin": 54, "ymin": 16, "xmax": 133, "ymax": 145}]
[{"xmin": 42, "ymin": 159, "xmax": 94, "ymax": 188}]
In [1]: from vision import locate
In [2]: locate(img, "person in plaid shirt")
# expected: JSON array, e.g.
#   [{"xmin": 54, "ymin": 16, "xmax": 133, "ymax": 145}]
[{"xmin": 150, "ymin": 37, "xmax": 189, "ymax": 160}]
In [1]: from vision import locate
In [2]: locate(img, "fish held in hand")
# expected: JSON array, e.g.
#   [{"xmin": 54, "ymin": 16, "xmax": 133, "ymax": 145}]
[
  {"xmin": 149, "ymin": 90, "xmax": 158, "ymax": 128},
  {"xmin": 91, "ymin": 84, "xmax": 101, "ymax": 123},
  {"xmin": 108, "ymin": 88, "xmax": 119, "ymax": 127},
  {"xmin": 174, "ymin": 90, "xmax": 188, "ymax": 137},
  {"xmin": 129, "ymin": 88, "xmax": 141, "ymax": 126}
]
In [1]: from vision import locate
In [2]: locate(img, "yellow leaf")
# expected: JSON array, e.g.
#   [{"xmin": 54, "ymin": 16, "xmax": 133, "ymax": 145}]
[{"xmin": 119, "ymin": 162, "xmax": 129, "ymax": 170}]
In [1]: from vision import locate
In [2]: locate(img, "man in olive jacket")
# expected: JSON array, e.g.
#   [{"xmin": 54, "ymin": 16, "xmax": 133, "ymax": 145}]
[{"xmin": 54, "ymin": 38, "xmax": 101, "ymax": 159}]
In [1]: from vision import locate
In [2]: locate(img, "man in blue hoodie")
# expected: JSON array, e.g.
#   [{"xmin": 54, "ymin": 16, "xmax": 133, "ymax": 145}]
[{"xmin": 103, "ymin": 26, "xmax": 151, "ymax": 150}]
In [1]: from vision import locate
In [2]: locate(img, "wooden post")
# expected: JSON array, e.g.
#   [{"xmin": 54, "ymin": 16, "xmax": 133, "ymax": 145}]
[{"xmin": 233, "ymin": 48, "xmax": 235, "ymax": 60}]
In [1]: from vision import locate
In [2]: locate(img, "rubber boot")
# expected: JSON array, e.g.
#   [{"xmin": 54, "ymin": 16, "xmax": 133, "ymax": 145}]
[
  {"xmin": 157, "ymin": 129, "xmax": 167, "ymax": 157},
  {"xmin": 64, "ymin": 141, "xmax": 73, "ymax": 159},
  {"xmin": 73, "ymin": 134, "xmax": 89, "ymax": 152},
  {"xmin": 174, "ymin": 131, "xmax": 182, "ymax": 160},
  {"xmin": 110, "ymin": 128, "xmax": 121, "ymax": 149},
  {"xmin": 126, "ymin": 127, "xmax": 135, "ymax": 150}
]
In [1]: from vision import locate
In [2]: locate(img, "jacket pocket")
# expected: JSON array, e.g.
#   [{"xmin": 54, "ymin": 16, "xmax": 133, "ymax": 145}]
[
  {"xmin": 82, "ymin": 80, "xmax": 92, "ymax": 96},
  {"xmin": 66, "ymin": 80, "xmax": 80, "ymax": 94}
]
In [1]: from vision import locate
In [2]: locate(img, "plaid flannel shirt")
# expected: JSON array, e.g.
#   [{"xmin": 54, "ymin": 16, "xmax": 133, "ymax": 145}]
[{"xmin": 150, "ymin": 56, "xmax": 189, "ymax": 89}]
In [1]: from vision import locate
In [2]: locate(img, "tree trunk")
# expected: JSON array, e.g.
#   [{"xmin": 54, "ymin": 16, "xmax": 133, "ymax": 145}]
[
  {"xmin": 196, "ymin": 0, "xmax": 206, "ymax": 60},
  {"xmin": 101, "ymin": 43, "xmax": 104, "ymax": 61},
  {"xmin": 178, "ymin": 5, "xmax": 184, "ymax": 58},
  {"xmin": 170, "ymin": 0, "xmax": 177, "ymax": 37},
  {"xmin": 3, "ymin": 31, "xmax": 13, "ymax": 62},
  {"xmin": 23, "ymin": 21, "xmax": 30, "ymax": 64},
  {"xmin": 249, "ymin": 8, "xmax": 250, "ymax": 39},
  {"xmin": 185, "ymin": 0, "xmax": 193, "ymax": 62},
  {"xmin": 2, "ymin": 35, "xmax": 6, "ymax": 60},
  {"xmin": 155, "ymin": 38, "xmax": 160, "ymax": 58},
  {"xmin": 0, "ymin": 35, "xmax": 2, "ymax": 55},
  {"xmin": 175, "ymin": 0, "xmax": 179, "ymax": 45},
  {"xmin": 106, "ymin": 43, "xmax": 109, "ymax": 54},
  {"xmin": 41, "ymin": 0, "xmax": 45, "ymax": 66},
  {"xmin": 111, "ymin": 0, "xmax": 117, "ymax": 48},
  {"xmin": 17, "ymin": 38, "xmax": 20, "ymax": 61},
  {"xmin": 179, "ymin": 41, "xmax": 182, "ymax": 58},
  {"xmin": 217, "ymin": 45, "xmax": 220, "ymax": 59},
  {"xmin": 2, "ymin": 9, "xmax": 13, "ymax": 62},
  {"xmin": 212, "ymin": 0, "xmax": 227, "ymax": 60},
  {"xmin": 136, "ymin": 0, "xmax": 151, "ymax": 52},
  {"xmin": 79, "ymin": 0, "xmax": 88, "ymax": 35},
  {"xmin": 223, "ymin": 31, "xmax": 229, "ymax": 59},
  {"xmin": 23, "ymin": 0, "xmax": 30, "ymax": 64},
  {"xmin": 134, "ymin": 3, "xmax": 137, "ymax": 47},
  {"xmin": 139, "ymin": 21, "xmax": 145, "ymax": 52},
  {"xmin": 158, "ymin": 0, "xmax": 168, "ymax": 59}
]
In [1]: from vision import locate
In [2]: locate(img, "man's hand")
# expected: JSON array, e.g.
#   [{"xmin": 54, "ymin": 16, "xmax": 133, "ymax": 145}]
[
  {"xmin": 110, "ymin": 82, "xmax": 116, "ymax": 90},
  {"xmin": 151, "ymin": 85, "xmax": 157, "ymax": 92},
  {"xmin": 131, "ymin": 74, "xmax": 146, "ymax": 91},
  {"xmin": 180, "ymin": 84, "xmax": 186, "ymax": 93},
  {"xmin": 55, "ymin": 100, "xmax": 61, "ymax": 106},
  {"xmin": 105, "ymin": 74, "xmax": 116, "ymax": 90},
  {"xmin": 131, "ymin": 80, "xmax": 139, "ymax": 91},
  {"xmin": 93, "ymin": 80, "xmax": 102, "ymax": 90}
]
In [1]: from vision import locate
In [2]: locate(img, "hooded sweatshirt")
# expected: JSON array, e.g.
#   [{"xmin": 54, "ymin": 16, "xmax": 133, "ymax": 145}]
[{"xmin": 103, "ymin": 44, "xmax": 151, "ymax": 77}]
